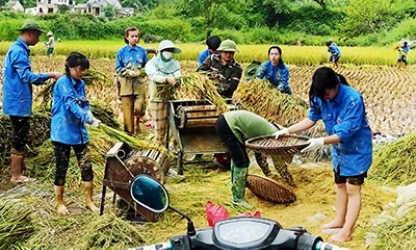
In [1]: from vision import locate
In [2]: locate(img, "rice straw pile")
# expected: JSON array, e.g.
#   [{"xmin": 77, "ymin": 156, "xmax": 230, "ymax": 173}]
[
  {"xmin": 0, "ymin": 200, "xmax": 36, "ymax": 249},
  {"xmin": 99, "ymin": 123, "xmax": 167, "ymax": 153},
  {"xmin": 369, "ymin": 131, "xmax": 416, "ymax": 186}
]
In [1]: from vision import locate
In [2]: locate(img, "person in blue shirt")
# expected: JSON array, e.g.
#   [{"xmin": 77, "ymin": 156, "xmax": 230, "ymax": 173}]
[
  {"xmin": 326, "ymin": 41, "xmax": 341, "ymax": 68},
  {"xmin": 2, "ymin": 19, "xmax": 62, "ymax": 184},
  {"xmin": 396, "ymin": 41, "xmax": 409, "ymax": 68},
  {"xmin": 197, "ymin": 36, "xmax": 221, "ymax": 66},
  {"xmin": 256, "ymin": 46, "xmax": 292, "ymax": 95},
  {"xmin": 274, "ymin": 67, "xmax": 372, "ymax": 243},
  {"xmin": 115, "ymin": 26, "xmax": 149, "ymax": 135},
  {"xmin": 50, "ymin": 52, "xmax": 101, "ymax": 215}
]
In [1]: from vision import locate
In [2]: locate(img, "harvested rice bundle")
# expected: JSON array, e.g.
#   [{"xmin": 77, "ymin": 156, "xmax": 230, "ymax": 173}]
[
  {"xmin": 177, "ymin": 73, "xmax": 229, "ymax": 113},
  {"xmin": 369, "ymin": 131, "xmax": 416, "ymax": 186},
  {"xmin": 233, "ymin": 79, "xmax": 308, "ymax": 126},
  {"xmin": 100, "ymin": 123, "xmax": 166, "ymax": 153},
  {"xmin": 90, "ymin": 100, "xmax": 121, "ymax": 129}
]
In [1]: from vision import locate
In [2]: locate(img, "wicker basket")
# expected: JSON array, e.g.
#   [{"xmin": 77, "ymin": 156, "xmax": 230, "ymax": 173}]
[
  {"xmin": 245, "ymin": 134, "xmax": 310, "ymax": 155},
  {"xmin": 246, "ymin": 174, "xmax": 296, "ymax": 203}
]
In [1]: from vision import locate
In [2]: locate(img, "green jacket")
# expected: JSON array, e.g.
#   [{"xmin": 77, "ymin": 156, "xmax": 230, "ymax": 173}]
[
  {"xmin": 223, "ymin": 110, "xmax": 278, "ymax": 145},
  {"xmin": 197, "ymin": 54, "xmax": 242, "ymax": 98}
]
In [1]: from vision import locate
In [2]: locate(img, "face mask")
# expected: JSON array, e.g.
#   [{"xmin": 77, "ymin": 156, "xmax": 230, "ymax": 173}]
[{"xmin": 162, "ymin": 51, "xmax": 173, "ymax": 60}]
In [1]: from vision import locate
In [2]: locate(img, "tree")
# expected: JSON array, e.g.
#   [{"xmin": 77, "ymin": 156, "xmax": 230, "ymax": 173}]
[
  {"xmin": 175, "ymin": 0, "xmax": 240, "ymax": 38},
  {"xmin": 341, "ymin": 0, "xmax": 416, "ymax": 37},
  {"xmin": 103, "ymin": 4, "xmax": 115, "ymax": 20},
  {"xmin": 58, "ymin": 4, "xmax": 70, "ymax": 13}
]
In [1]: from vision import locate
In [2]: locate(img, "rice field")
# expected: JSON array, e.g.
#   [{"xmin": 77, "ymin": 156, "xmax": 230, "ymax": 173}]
[{"xmin": 0, "ymin": 41, "xmax": 414, "ymax": 66}]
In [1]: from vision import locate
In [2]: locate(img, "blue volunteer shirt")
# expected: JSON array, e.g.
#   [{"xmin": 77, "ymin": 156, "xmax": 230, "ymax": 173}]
[
  {"xmin": 328, "ymin": 44, "xmax": 341, "ymax": 57},
  {"xmin": 50, "ymin": 76, "xmax": 94, "ymax": 145},
  {"xmin": 308, "ymin": 84, "xmax": 372, "ymax": 176},
  {"xmin": 402, "ymin": 45, "xmax": 409, "ymax": 54},
  {"xmin": 2, "ymin": 38, "xmax": 50, "ymax": 117},
  {"xmin": 198, "ymin": 49, "xmax": 211, "ymax": 66},
  {"xmin": 256, "ymin": 61, "xmax": 290, "ymax": 91},
  {"xmin": 115, "ymin": 45, "xmax": 148, "ymax": 73}
]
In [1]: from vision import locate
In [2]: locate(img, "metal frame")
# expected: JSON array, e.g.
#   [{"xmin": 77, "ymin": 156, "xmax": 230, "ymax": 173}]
[
  {"xmin": 100, "ymin": 142, "xmax": 157, "ymax": 222},
  {"xmin": 166, "ymin": 99, "xmax": 238, "ymax": 175}
]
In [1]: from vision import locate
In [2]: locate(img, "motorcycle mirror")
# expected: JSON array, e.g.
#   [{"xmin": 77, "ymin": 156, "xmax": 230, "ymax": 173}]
[{"xmin": 129, "ymin": 175, "xmax": 169, "ymax": 213}]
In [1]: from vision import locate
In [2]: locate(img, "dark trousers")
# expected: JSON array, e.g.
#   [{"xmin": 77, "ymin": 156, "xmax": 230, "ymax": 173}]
[
  {"xmin": 52, "ymin": 141, "xmax": 93, "ymax": 186},
  {"xmin": 215, "ymin": 115, "xmax": 250, "ymax": 168},
  {"xmin": 10, "ymin": 116, "xmax": 30, "ymax": 153}
]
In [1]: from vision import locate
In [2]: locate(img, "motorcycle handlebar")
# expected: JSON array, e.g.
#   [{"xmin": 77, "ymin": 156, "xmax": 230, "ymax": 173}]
[{"xmin": 128, "ymin": 228, "xmax": 351, "ymax": 250}]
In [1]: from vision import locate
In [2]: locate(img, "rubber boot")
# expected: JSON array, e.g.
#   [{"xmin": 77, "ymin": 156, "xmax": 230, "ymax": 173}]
[
  {"xmin": 54, "ymin": 185, "xmax": 69, "ymax": 215},
  {"xmin": 231, "ymin": 165, "xmax": 254, "ymax": 210},
  {"xmin": 83, "ymin": 181, "xmax": 100, "ymax": 214},
  {"xmin": 10, "ymin": 154, "xmax": 23, "ymax": 181},
  {"xmin": 255, "ymin": 153, "xmax": 271, "ymax": 176},
  {"xmin": 10, "ymin": 154, "xmax": 34, "ymax": 183},
  {"xmin": 271, "ymin": 154, "xmax": 296, "ymax": 187}
]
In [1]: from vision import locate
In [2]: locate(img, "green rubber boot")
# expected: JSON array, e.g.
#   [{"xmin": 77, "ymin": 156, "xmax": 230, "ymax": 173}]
[{"xmin": 231, "ymin": 164, "xmax": 254, "ymax": 210}]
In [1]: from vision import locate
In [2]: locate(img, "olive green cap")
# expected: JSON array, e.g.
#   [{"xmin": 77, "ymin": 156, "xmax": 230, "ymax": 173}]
[
  {"xmin": 17, "ymin": 19, "xmax": 47, "ymax": 33},
  {"xmin": 217, "ymin": 39, "xmax": 239, "ymax": 52}
]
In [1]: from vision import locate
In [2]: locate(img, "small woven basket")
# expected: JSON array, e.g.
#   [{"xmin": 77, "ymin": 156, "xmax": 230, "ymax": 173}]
[
  {"xmin": 245, "ymin": 135, "xmax": 310, "ymax": 155},
  {"xmin": 246, "ymin": 174, "xmax": 296, "ymax": 203}
]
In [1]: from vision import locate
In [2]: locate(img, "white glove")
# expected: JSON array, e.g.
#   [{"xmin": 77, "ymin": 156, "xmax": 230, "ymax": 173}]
[
  {"xmin": 277, "ymin": 83, "xmax": 285, "ymax": 92},
  {"xmin": 273, "ymin": 128, "xmax": 289, "ymax": 139},
  {"xmin": 91, "ymin": 119, "xmax": 101, "ymax": 128},
  {"xmin": 301, "ymin": 138, "xmax": 325, "ymax": 153}
]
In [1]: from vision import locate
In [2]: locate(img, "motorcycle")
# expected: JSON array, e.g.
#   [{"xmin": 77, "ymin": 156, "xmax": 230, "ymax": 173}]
[{"xmin": 127, "ymin": 175, "xmax": 351, "ymax": 250}]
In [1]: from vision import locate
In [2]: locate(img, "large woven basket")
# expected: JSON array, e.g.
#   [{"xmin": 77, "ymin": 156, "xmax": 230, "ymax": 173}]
[
  {"xmin": 245, "ymin": 135, "xmax": 310, "ymax": 155},
  {"xmin": 246, "ymin": 174, "xmax": 296, "ymax": 203}
]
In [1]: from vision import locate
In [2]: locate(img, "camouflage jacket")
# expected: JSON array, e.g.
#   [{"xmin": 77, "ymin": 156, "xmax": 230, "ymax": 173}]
[{"xmin": 197, "ymin": 54, "xmax": 242, "ymax": 98}]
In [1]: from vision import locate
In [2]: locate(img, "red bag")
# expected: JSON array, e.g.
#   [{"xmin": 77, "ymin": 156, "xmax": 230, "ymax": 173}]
[
  {"xmin": 236, "ymin": 210, "xmax": 261, "ymax": 217},
  {"xmin": 205, "ymin": 201, "xmax": 229, "ymax": 226}
]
